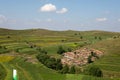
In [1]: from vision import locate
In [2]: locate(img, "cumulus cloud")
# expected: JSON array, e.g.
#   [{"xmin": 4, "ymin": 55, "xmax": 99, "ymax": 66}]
[
  {"xmin": 0, "ymin": 15, "xmax": 7, "ymax": 24},
  {"xmin": 56, "ymin": 8, "xmax": 68, "ymax": 14},
  {"xmin": 39, "ymin": 3, "xmax": 68, "ymax": 14},
  {"xmin": 96, "ymin": 18, "xmax": 107, "ymax": 22},
  {"xmin": 40, "ymin": 3, "xmax": 56, "ymax": 12}
]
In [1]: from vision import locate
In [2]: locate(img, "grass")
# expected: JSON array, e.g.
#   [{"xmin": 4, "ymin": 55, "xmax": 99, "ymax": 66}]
[
  {"xmin": 0, "ymin": 63, "xmax": 7, "ymax": 80},
  {"xmin": 0, "ymin": 28, "xmax": 120, "ymax": 80},
  {"xmin": 18, "ymin": 48, "xmax": 39, "ymax": 54},
  {"xmin": 86, "ymin": 38, "xmax": 120, "ymax": 78},
  {"xmin": 2, "ymin": 57, "xmax": 66, "ymax": 80},
  {"xmin": 66, "ymin": 74, "xmax": 83, "ymax": 80},
  {"xmin": 81, "ymin": 75, "xmax": 120, "ymax": 80}
]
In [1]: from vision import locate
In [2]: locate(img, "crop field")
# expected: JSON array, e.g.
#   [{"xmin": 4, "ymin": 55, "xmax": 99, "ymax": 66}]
[{"xmin": 0, "ymin": 28, "xmax": 120, "ymax": 80}]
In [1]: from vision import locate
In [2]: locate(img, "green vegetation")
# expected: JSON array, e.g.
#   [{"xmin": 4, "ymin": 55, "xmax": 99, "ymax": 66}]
[
  {"xmin": 0, "ymin": 28, "xmax": 120, "ymax": 80},
  {"xmin": 61, "ymin": 65, "xmax": 69, "ymax": 74},
  {"xmin": 37, "ymin": 53, "xmax": 63, "ymax": 70},
  {"xmin": 84, "ymin": 64, "xmax": 103, "ymax": 77},
  {"xmin": 69, "ymin": 66, "xmax": 76, "ymax": 74},
  {"xmin": 0, "ymin": 46, "xmax": 9, "ymax": 54},
  {"xmin": 0, "ymin": 63, "xmax": 7, "ymax": 80},
  {"xmin": 57, "ymin": 46, "xmax": 66, "ymax": 54}
]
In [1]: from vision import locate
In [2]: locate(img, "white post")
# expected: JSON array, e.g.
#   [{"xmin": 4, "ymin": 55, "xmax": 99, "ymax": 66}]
[{"xmin": 13, "ymin": 69, "xmax": 17, "ymax": 80}]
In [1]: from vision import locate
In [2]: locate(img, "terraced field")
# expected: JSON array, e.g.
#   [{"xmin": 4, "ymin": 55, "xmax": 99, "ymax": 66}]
[{"xmin": 0, "ymin": 28, "xmax": 120, "ymax": 80}]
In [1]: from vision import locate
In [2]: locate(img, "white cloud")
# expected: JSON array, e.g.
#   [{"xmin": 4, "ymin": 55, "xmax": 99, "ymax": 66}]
[
  {"xmin": 39, "ymin": 3, "xmax": 68, "ymax": 14},
  {"xmin": 56, "ymin": 8, "xmax": 68, "ymax": 14},
  {"xmin": 40, "ymin": 3, "xmax": 56, "ymax": 12},
  {"xmin": 96, "ymin": 18, "xmax": 107, "ymax": 22},
  {"xmin": 0, "ymin": 15, "xmax": 7, "ymax": 24}
]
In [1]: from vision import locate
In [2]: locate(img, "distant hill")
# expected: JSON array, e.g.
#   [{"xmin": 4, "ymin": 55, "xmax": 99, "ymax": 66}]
[{"xmin": 0, "ymin": 28, "xmax": 119, "ymax": 36}]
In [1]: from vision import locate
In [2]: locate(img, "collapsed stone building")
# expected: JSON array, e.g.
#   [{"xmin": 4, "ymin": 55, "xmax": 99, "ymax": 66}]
[{"xmin": 61, "ymin": 48, "xmax": 103, "ymax": 66}]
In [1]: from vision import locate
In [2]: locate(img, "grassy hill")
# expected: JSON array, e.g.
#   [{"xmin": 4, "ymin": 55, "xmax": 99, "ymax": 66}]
[
  {"xmin": 0, "ymin": 28, "xmax": 120, "ymax": 80},
  {"xmin": 87, "ymin": 38, "xmax": 120, "ymax": 78}
]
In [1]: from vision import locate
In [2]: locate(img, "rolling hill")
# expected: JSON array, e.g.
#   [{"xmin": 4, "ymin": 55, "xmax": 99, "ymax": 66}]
[{"xmin": 0, "ymin": 28, "xmax": 120, "ymax": 80}]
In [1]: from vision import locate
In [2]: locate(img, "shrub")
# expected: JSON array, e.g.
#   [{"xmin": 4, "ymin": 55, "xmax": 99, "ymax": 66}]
[
  {"xmin": 80, "ymin": 36, "xmax": 83, "ymax": 39},
  {"xmin": 84, "ymin": 65, "xmax": 103, "ymax": 77},
  {"xmin": 69, "ymin": 66, "xmax": 76, "ymax": 74},
  {"xmin": 67, "ymin": 48, "xmax": 72, "ymax": 52},
  {"xmin": 37, "ymin": 53, "xmax": 63, "ymax": 71},
  {"xmin": 61, "ymin": 65, "xmax": 69, "ymax": 74},
  {"xmin": 57, "ymin": 46, "xmax": 66, "ymax": 54}
]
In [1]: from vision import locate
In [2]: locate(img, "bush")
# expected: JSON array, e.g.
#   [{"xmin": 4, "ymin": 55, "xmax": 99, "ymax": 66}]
[
  {"xmin": 56, "ymin": 59, "xmax": 63, "ymax": 70},
  {"xmin": 37, "ymin": 53, "xmax": 63, "ymax": 71},
  {"xmin": 84, "ymin": 65, "xmax": 103, "ymax": 77},
  {"xmin": 67, "ymin": 48, "xmax": 72, "ymax": 52},
  {"xmin": 56, "ymin": 63, "xmax": 63, "ymax": 70},
  {"xmin": 69, "ymin": 66, "xmax": 76, "ymax": 74},
  {"xmin": 57, "ymin": 46, "xmax": 66, "ymax": 54},
  {"xmin": 37, "ymin": 47, "xmax": 47, "ymax": 54},
  {"xmin": 80, "ymin": 36, "xmax": 83, "ymax": 39},
  {"xmin": 61, "ymin": 65, "xmax": 69, "ymax": 74},
  {"xmin": 87, "ymin": 55, "xmax": 93, "ymax": 63}
]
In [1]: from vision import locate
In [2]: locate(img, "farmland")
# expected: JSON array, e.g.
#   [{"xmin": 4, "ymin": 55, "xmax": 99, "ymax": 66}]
[{"xmin": 0, "ymin": 28, "xmax": 120, "ymax": 80}]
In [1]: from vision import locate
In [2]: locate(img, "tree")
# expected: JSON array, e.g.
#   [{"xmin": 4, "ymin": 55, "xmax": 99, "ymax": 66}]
[
  {"xmin": 88, "ymin": 55, "xmax": 93, "ymax": 63},
  {"xmin": 36, "ymin": 53, "xmax": 49, "ymax": 64},
  {"xmin": 37, "ymin": 48, "xmax": 47, "ymax": 54},
  {"xmin": 74, "ymin": 33, "xmax": 77, "ymax": 35},
  {"xmin": 91, "ymin": 51, "xmax": 99, "ymax": 59},
  {"xmin": 80, "ymin": 36, "xmax": 83, "ymax": 39},
  {"xmin": 99, "ymin": 37, "xmax": 102, "ymax": 40},
  {"xmin": 56, "ymin": 63, "xmax": 63, "ymax": 70},
  {"xmin": 0, "ymin": 46, "xmax": 2, "ymax": 48},
  {"xmin": 61, "ymin": 65, "xmax": 69, "ymax": 74},
  {"xmin": 69, "ymin": 66, "xmax": 76, "ymax": 74},
  {"xmin": 36, "ymin": 47, "xmax": 42, "ymax": 52},
  {"xmin": 67, "ymin": 48, "xmax": 72, "ymax": 52},
  {"xmin": 40, "ymin": 49, "xmax": 47, "ymax": 54},
  {"xmin": 57, "ymin": 46, "xmax": 66, "ymax": 54},
  {"xmin": 84, "ymin": 65, "xmax": 103, "ymax": 77},
  {"xmin": 7, "ymin": 36, "xmax": 10, "ymax": 38},
  {"xmin": 56, "ymin": 59, "xmax": 63, "ymax": 70},
  {"xmin": 94, "ymin": 36, "xmax": 97, "ymax": 39},
  {"xmin": 37, "ymin": 53, "xmax": 63, "ymax": 71},
  {"xmin": 61, "ymin": 40, "xmax": 65, "ymax": 42},
  {"xmin": 45, "ymin": 59, "xmax": 56, "ymax": 69}
]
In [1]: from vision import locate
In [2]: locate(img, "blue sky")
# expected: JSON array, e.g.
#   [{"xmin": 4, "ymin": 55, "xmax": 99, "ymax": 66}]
[{"xmin": 0, "ymin": 0, "xmax": 120, "ymax": 32}]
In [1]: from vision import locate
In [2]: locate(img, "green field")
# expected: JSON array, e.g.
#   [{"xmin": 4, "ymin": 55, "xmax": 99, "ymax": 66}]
[{"xmin": 0, "ymin": 28, "xmax": 120, "ymax": 80}]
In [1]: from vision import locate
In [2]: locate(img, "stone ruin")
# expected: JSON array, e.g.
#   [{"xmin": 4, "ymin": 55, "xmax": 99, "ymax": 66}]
[{"xmin": 61, "ymin": 48, "xmax": 103, "ymax": 66}]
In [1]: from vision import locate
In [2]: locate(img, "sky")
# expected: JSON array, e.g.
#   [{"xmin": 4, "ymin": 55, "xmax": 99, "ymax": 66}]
[{"xmin": 0, "ymin": 0, "xmax": 120, "ymax": 32}]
